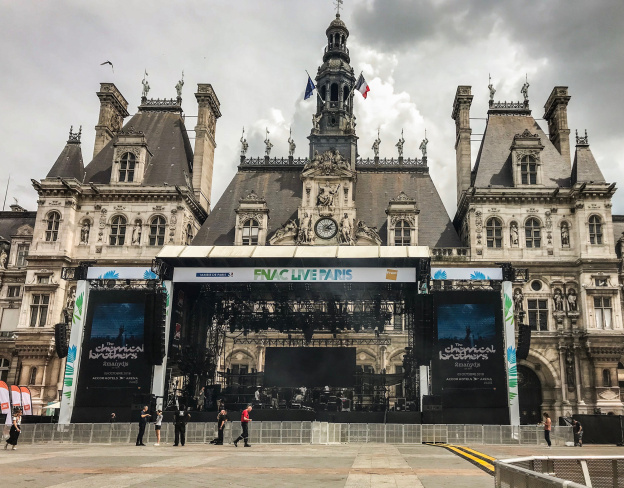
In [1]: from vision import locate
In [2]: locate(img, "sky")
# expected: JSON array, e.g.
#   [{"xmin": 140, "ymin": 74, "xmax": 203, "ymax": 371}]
[{"xmin": 1, "ymin": 0, "xmax": 623, "ymax": 218}]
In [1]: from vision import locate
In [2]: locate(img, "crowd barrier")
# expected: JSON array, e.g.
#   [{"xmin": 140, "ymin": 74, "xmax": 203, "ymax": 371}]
[
  {"xmin": 495, "ymin": 455, "xmax": 624, "ymax": 487},
  {"xmin": 5, "ymin": 422, "xmax": 573, "ymax": 446}
]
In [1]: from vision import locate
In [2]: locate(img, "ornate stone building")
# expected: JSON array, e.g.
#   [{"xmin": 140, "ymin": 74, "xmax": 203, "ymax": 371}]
[
  {"xmin": 1, "ymin": 12, "xmax": 622, "ymax": 422},
  {"xmin": 0, "ymin": 82, "xmax": 220, "ymax": 414}
]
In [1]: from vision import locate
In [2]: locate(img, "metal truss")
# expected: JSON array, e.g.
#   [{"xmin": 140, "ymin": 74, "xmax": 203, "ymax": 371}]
[{"xmin": 232, "ymin": 336, "xmax": 391, "ymax": 347}]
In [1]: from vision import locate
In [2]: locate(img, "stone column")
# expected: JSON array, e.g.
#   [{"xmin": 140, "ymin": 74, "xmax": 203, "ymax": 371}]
[
  {"xmin": 574, "ymin": 344, "xmax": 585, "ymax": 405},
  {"xmin": 256, "ymin": 345, "xmax": 265, "ymax": 372},
  {"xmin": 379, "ymin": 345, "xmax": 387, "ymax": 372},
  {"xmin": 558, "ymin": 344, "xmax": 569, "ymax": 404}
]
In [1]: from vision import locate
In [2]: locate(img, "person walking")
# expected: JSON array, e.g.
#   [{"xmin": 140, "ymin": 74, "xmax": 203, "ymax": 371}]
[
  {"xmin": 233, "ymin": 405, "xmax": 252, "ymax": 447},
  {"xmin": 4, "ymin": 407, "xmax": 22, "ymax": 450},
  {"xmin": 154, "ymin": 409, "xmax": 163, "ymax": 446},
  {"xmin": 173, "ymin": 404, "xmax": 190, "ymax": 446},
  {"xmin": 543, "ymin": 412, "xmax": 552, "ymax": 448},
  {"xmin": 216, "ymin": 409, "xmax": 228, "ymax": 445},
  {"xmin": 136, "ymin": 405, "xmax": 150, "ymax": 446},
  {"xmin": 573, "ymin": 420, "xmax": 583, "ymax": 447}
]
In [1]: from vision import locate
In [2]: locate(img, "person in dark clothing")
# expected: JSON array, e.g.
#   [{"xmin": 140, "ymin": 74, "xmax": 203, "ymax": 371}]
[
  {"xmin": 573, "ymin": 420, "xmax": 583, "ymax": 447},
  {"xmin": 136, "ymin": 406, "xmax": 150, "ymax": 446},
  {"xmin": 216, "ymin": 409, "xmax": 228, "ymax": 445},
  {"xmin": 233, "ymin": 405, "xmax": 252, "ymax": 447},
  {"xmin": 173, "ymin": 404, "xmax": 191, "ymax": 446}
]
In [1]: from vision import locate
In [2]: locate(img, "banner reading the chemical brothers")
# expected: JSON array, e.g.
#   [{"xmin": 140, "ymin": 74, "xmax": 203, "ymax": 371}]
[
  {"xmin": 432, "ymin": 291, "xmax": 508, "ymax": 414},
  {"xmin": 74, "ymin": 290, "xmax": 152, "ymax": 408}
]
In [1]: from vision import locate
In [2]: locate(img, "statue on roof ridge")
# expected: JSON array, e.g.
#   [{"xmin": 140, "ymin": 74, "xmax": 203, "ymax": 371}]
[
  {"xmin": 175, "ymin": 71, "xmax": 184, "ymax": 98},
  {"xmin": 419, "ymin": 130, "xmax": 428, "ymax": 158},
  {"xmin": 488, "ymin": 73, "xmax": 496, "ymax": 101},
  {"xmin": 521, "ymin": 75, "xmax": 529, "ymax": 102},
  {"xmin": 142, "ymin": 70, "xmax": 150, "ymax": 99},
  {"xmin": 240, "ymin": 127, "xmax": 248, "ymax": 157},
  {"xmin": 264, "ymin": 128, "xmax": 273, "ymax": 156},
  {"xmin": 372, "ymin": 129, "xmax": 381, "ymax": 158},
  {"xmin": 288, "ymin": 128, "xmax": 296, "ymax": 157},
  {"xmin": 396, "ymin": 129, "xmax": 405, "ymax": 158}
]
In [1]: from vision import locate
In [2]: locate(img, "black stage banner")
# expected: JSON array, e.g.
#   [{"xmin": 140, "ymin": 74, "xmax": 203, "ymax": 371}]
[
  {"xmin": 432, "ymin": 291, "xmax": 508, "ymax": 411},
  {"xmin": 74, "ymin": 290, "xmax": 153, "ymax": 408}
]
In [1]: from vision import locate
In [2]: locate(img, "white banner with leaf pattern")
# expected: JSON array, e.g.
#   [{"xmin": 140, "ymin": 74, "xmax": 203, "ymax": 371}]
[
  {"xmin": 503, "ymin": 281, "xmax": 520, "ymax": 425},
  {"xmin": 58, "ymin": 280, "xmax": 88, "ymax": 424},
  {"xmin": 431, "ymin": 267, "xmax": 503, "ymax": 280}
]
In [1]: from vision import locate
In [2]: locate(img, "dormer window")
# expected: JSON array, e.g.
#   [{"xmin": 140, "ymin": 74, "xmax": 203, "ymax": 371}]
[
  {"xmin": 394, "ymin": 220, "xmax": 412, "ymax": 246},
  {"xmin": 242, "ymin": 219, "xmax": 259, "ymax": 245},
  {"xmin": 119, "ymin": 152, "xmax": 136, "ymax": 182},
  {"xmin": 520, "ymin": 156, "xmax": 537, "ymax": 185}
]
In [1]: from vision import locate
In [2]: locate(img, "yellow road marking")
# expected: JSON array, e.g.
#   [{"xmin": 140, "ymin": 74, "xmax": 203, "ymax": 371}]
[
  {"xmin": 453, "ymin": 445, "xmax": 497, "ymax": 462},
  {"xmin": 433, "ymin": 444, "xmax": 495, "ymax": 474}
]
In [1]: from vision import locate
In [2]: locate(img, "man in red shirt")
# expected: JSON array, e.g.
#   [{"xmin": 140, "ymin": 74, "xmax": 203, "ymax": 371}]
[{"xmin": 233, "ymin": 405, "xmax": 252, "ymax": 447}]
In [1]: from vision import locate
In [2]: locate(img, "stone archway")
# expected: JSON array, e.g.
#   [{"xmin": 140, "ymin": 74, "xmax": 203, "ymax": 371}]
[{"xmin": 518, "ymin": 365, "xmax": 543, "ymax": 425}]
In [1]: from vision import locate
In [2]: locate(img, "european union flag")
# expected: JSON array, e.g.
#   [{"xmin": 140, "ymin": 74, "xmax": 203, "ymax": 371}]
[{"xmin": 304, "ymin": 75, "xmax": 315, "ymax": 100}]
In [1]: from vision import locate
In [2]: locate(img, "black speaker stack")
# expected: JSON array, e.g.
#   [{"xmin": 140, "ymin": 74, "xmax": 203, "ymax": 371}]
[
  {"xmin": 54, "ymin": 322, "xmax": 69, "ymax": 358},
  {"xmin": 516, "ymin": 324, "xmax": 531, "ymax": 360},
  {"xmin": 144, "ymin": 290, "xmax": 167, "ymax": 365}
]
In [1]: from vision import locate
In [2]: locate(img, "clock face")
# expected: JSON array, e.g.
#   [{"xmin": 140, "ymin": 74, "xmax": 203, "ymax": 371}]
[{"xmin": 315, "ymin": 218, "xmax": 338, "ymax": 239}]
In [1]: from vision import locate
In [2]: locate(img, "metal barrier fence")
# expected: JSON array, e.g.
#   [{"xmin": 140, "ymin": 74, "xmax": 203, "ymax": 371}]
[
  {"xmin": 495, "ymin": 456, "xmax": 624, "ymax": 488},
  {"xmin": 10, "ymin": 423, "xmax": 572, "ymax": 446}
]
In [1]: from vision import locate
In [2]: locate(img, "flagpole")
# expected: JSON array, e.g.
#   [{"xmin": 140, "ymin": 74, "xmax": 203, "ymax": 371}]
[
  {"xmin": 305, "ymin": 70, "xmax": 325, "ymax": 104},
  {"xmin": 347, "ymin": 70, "xmax": 364, "ymax": 101}
]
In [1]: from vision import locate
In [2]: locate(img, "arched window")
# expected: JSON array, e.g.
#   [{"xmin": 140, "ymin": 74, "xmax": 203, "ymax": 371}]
[
  {"xmin": 343, "ymin": 85, "xmax": 349, "ymax": 105},
  {"xmin": 29, "ymin": 367, "xmax": 37, "ymax": 385},
  {"xmin": 486, "ymin": 218, "xmax": 503, "ymax": 248},
  {"xmin": 109, "ymin": 216, "xmax": 127, "ymax": 245},
  {"xmin": 589, "ymin": 215, "xmax": 603, "ymax": 245},
  {"xmin": 330, "ymin": 83, "xmax": 339, "ymax": 102},
  {"xmin": 45, "ymin": 211, "xmax": 61, "ymax": 241},
  {"xmin": 0, "ymin": 357, "xmax": 9, "ymax": 382},
  {"xmin": 119, "ymin": 152, "xmax": 136, "ymax": 182},
  {"xmin": 603, "ymin": 369, "xmax": 612, "ymax": 387},
  {"xmin": 242, "ymin": 219, "xmax": 259, "ymax": 245},
  {"xmin": 320, "ymin": 85, "xmax": 327, "ymax": 101},
  {"xmin": 149, "ymin": 216, "xmax": 166, "ymax": 246},
  {"xmin": 185, "ymin": 224, "xmax": 193, "ymax": 246},
  {"xmin": 394, "ymin": 220, "xmax": 411, "ymax": 246},
  {"xmin": 521, "ymin": 156, "xmax": 537, "ymax": 185},
  {"xmin": 525, "ymin": 218, "xmax": 541, "ymax": 248}
]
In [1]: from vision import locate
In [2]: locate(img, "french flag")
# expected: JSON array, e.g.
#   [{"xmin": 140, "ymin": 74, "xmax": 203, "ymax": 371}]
[{"xmin": 355, "ymin": 74, "xmax": 370, "ymax": 99}]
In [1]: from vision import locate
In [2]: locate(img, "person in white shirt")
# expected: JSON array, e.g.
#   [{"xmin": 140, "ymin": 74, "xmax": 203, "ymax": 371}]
[
  {"xmin": 154, "ymin": 410, "xmax": 163, "ymax": 446},
  {"xmin": 4, "ymin": 407, "xmax": 22, "ymax": 450}
]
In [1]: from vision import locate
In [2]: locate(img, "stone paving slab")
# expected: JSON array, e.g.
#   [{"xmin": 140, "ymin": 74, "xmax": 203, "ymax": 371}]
[{"xmin": 0, "ymin": 443, "xmax": 492, "ymax": 488}]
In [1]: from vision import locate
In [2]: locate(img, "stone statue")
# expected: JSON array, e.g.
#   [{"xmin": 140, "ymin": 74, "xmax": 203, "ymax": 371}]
[
  {"xmin": 264, "ymin": 129, "xmax": 273, "ymax": 157},
  {"xmin": 80, "ymin": 221, "xmax": 90, "ymax": 244},
  {"xmin": 510, "ymin": 223, "xmax": 519, "ymax": 246},
  {"xmin": 513, "ymin": 289, "xmax": 524, "ymax": 313},
  {"xmin": 419, "ymin": 134, "xmax": 429, "ymax": 158},
  {"xmin": 553, "ymin": 288, "xmax": 564, "ymax": 312},
  {"xmin": 561, "ymin": 223, "xmax": 570, "ymax": 247},
  {"xmin": 312, "ymin": 113, "xmax": 321, "ymax": 131},
  {"xmin": 395, "ymin": 129, "xmax": 405, "ymax": 158},
  {"xmin": 372, "ymin": 130, "xmax": 381, "ymax": 158},
  {"xmin": 565, "ymin": 349, "xmax": 576, "ymax": 388},
  {"xmin": 66, "ymin": 289, "xmax": 76, "ymax": 310},
  {"xmin": 175, "ymin": 71, "xmax": 184, "ymax": 98},
  {"xmin": 488, "ymin": 74, "xmax": 496, "ymax": 101},
  {"xmin": 142, "ymin": 75, "xmax": 150, "ymax": 98},
  {"xmin": 340, "ymin": 213, "xmax": 353, "ymax": 245},
  {"xmin": 567, "ymin": 289, "xmax": 578, "ymax": 312},
  {"xmin": 521, "ymin": 77, "xmax": 530, "ymax": 102},
  {"xmin": 240, "ymin": 128, "xmax": 249, "ymax": 157},
  {"xmin": 317, "ymin": 183, "xmax": 340, "ymax": 207},
  {"xmin": 131, "ymin": 221, "xmax": 142, "ymax": 245},
  {"xmin": 288, "ymin": 128, "xmax": 296, "ymax": 157},
  {"xmin": 345, "ymin": 113, "xmax": 356, "ymax": 132},
  {"xmin": 298, "ymin": 213, "xmax": 312, "ymax": 243},
  {"xmin": 333, "ymin": 149, "xmax": 348, "ymax": 169},
  {"xmin": 273, "ymin": 219, "xmax": 298, "ymax": 241},
  {"xmin": 0, "ymin": 249, "xmax": 6, "ymax": 269},
  {"xmin": 356, "ymin": 220, "xmax": 381, "ymax": 243}
]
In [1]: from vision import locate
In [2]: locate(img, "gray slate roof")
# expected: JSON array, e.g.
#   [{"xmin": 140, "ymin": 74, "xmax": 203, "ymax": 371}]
[
  {"xmin": 47, "ymin": 142, "xmax": 84, "ymax": 180},
  {"xmin": 84, "ymin": 111, "xmax": 194, "ymax": 186},
  {"xmin": 571, "ymin": 145, "xmax": 605, "ymax": 185},
  {"xmin": 473, "ymin": 114, "xmax": 571, "ymax": 188},
  {"xmin": 193, "ymin": 168, "xmax": 462, "ymax": 248},
  {"xmin": 0, "ymin": 211, "xmax": 36, "ymax": 242}
]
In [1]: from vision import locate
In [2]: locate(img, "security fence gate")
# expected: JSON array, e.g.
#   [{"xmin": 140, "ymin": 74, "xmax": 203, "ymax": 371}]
[{"xmin": 11, "ymin": 423, "xmax": 572, "ymax": 446}]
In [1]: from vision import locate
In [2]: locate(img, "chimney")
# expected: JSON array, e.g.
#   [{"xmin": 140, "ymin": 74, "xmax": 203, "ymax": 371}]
[
  {"xmin": 452, "ymin": 86, "xmax": 473, "ymax": 202},
  {"xmin": 543, "ymin": 86, "xmax": 571, "ymax": 166},
  {"xmin": 192, "ymin": 84, "xmax": 221, "ymax": 212},
  {"xmin": 93, "ymin": 83, "xmax": 129, "ymax": 159}
]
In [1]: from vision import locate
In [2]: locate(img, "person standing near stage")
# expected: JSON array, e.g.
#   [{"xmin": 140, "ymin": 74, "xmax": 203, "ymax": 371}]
[
  {"xmin": 217, "ymin": 409, "xmax": 228, "ymax": 445},
  {"xmin": 173, "ymin": 404, "xmax": 190, "ymax": 446},
  {"xmin": 573, "ymin": 420, "xmax": 583, "ymax": 447},
  {"xmin": 136, "ymin": 405, "xmax": 150, "ymax": 446},
  {"xmin": 233, "ymin": 405, "xmax": 252, "ymax": 447},
  {"xmin": 543, "ymin": 412, "xmax": 552, "ymax": 448},
  {"xmin": 154, "ymin": 409, "xmax": 163, "ymax": 446},
  {"xmin": 4, "ymin": 407, "xmax": 22, "ymax": 450}
]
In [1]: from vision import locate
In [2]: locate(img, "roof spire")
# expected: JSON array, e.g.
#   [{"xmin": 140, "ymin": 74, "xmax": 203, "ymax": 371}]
[
  {"xmin": 67, "ymin": 125, "xmax": 82, "ymax": 144},
  {"xmin": 334, "ymin": 0, "xmax": 343, "ymax": 16},
  {"xmin": 576, "ymin": 129, "xmax": 589, "ymax": 146}
]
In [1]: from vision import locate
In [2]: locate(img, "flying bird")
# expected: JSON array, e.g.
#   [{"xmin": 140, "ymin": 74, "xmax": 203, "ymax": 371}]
[{"xmin": 100, "ymin": 61, "xmax": 114, "ymax": 73}]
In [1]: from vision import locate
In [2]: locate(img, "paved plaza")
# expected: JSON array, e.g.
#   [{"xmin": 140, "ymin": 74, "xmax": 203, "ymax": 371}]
[{"xmin": 2, "ymin": 441, "xmax": 623, "ymax": 487}]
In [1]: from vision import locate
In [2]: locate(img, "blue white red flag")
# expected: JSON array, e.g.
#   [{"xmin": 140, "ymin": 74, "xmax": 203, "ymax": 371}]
[{"xmin": 355, "ymin": 74, "xmax": 370, "ymax": 99}]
